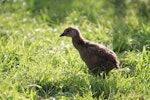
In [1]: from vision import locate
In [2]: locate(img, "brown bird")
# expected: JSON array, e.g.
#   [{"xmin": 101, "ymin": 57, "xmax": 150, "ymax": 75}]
[{"xmin": 60, "ymin": 26, "xmax": 120, "ymax": 76}]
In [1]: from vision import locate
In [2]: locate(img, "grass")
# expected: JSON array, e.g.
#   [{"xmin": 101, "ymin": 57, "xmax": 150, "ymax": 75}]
[{"xmin": 0, "ymin": 0, "xmax": 150, "ymax": 100}]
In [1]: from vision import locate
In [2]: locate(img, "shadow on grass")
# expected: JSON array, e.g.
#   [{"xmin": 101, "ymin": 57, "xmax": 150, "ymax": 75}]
[
  {"xmin": 90, "ymin": 75, "xmax": 118, "ymax": 99},
  {"xmin": 35, "ymin": 72, "xmax": 119, "ymax": 99},
  {"xmin": 35, "ymin": 73, "xmax": 89, "ymax": 99}
]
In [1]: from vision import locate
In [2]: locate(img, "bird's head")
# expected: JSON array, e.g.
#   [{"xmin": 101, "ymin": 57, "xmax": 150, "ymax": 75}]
[{"xmin": 60, "ymin": 26, "xmax": 80, "ymax": 38}]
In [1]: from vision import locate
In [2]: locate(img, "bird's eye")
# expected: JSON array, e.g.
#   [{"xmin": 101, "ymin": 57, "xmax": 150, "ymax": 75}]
[{"xmin": 66, "ymin": 30, "xmax": 70, "ymax": 32}]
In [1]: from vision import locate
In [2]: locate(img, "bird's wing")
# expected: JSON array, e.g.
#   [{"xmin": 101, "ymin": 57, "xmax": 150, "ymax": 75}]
[{"xmin": 86, "ymin": 42, "xmax": 118, "ymax": 63}]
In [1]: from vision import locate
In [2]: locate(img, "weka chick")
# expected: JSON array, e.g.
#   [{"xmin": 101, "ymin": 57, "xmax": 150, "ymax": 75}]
[{"xmin": 60, "ymin": 26, "xmax": 120, "ymax": 75}]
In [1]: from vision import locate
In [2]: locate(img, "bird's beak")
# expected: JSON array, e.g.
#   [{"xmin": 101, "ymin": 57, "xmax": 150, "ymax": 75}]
[{"xmin": 60, "ymin": 33, "xmax": 65, "ymax": 37}]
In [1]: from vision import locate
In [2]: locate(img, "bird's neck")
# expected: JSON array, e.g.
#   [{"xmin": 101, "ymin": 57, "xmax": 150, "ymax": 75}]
[{"xmin": 72, "ymin": 34, "xmax": 86, "ymax": 50}]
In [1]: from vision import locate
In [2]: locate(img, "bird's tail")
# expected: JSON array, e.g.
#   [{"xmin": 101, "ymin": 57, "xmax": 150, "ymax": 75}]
[
  {"xmin": 115, "ymin": 60, "xmax": 120, "ymax": 69},
  {"xmin": 116, "ymin": 65, "xmax": 120, "ymax": 69}
]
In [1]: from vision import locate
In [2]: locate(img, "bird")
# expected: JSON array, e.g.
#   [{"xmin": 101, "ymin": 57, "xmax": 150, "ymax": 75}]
[{"xmin": 60, "ymin": 26, "xmax": 120, "ymax": 76}]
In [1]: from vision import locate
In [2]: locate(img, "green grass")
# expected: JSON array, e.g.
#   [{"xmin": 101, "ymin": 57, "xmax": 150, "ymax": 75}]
[{"xmin": 0, "ymin": 0, "xmax": 150, "ymax": 100}]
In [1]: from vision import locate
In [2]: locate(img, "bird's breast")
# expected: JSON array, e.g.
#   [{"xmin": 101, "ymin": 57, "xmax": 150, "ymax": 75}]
[{"xmin": 79, "ymin": 49, "xmax": 99, "ymax": 68}]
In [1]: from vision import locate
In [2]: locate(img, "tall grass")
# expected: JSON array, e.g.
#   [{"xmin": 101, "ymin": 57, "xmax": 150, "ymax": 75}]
[{"xmin": 0, "ymin": 0, "xmax": 150, "ymax": 99}]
